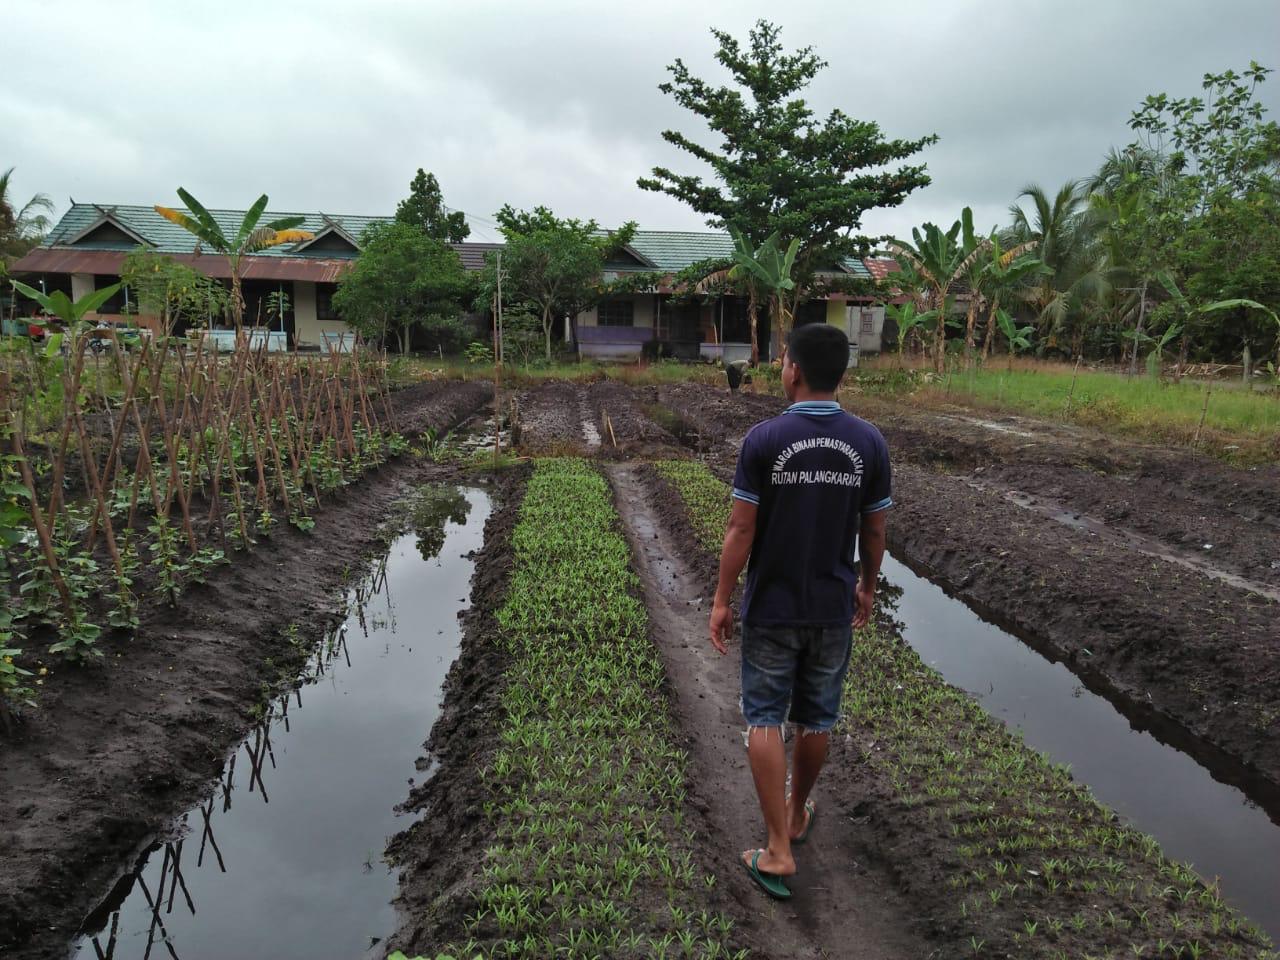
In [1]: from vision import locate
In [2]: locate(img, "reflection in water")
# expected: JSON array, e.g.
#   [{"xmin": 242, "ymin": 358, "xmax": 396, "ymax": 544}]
[
  {"xmin": 409, "ymin": 486, "xmax": 472, "ymax": 562},
  {"xmin": 876, "ymin": 552, "xmax": 1280, "ymax": 940},
  {"xmin": 75, "ymin": 487, "xmax": 491, "ymax": 960}
]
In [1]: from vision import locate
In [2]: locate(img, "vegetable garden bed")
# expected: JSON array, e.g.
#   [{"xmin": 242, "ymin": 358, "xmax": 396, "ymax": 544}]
[{"xmin": 388, "ymin": 458, "xmax": 745, "ymax": 959}]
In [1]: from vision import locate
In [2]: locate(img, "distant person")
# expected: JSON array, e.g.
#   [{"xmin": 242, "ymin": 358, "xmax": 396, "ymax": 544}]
[{"xmin": 708, "ymin": 323, "xmax": 891, "ymax": 899}]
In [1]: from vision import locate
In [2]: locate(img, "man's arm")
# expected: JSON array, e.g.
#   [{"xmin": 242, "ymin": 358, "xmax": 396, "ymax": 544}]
[
  {"xmin": 854, "ymin": 509, "xmax": 887, "ymax": 629},
  {"xmin": 709, "ymin": 498, "xmax": 757, "ymax": 655}
]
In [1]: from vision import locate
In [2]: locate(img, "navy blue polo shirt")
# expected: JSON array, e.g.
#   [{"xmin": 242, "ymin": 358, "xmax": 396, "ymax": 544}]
[{"xmin": 732, "ymin": 400, "xmax": 892, "ymax": 626}]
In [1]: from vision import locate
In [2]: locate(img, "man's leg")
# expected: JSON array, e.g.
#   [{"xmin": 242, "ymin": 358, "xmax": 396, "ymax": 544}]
[
  {"xmin": 740, "ymin": 624, "xmax": 801, "ymax": 877},
  {"xmin": 788, "ymin": 729, "xmax": 829, "ymax": 838},
  {"xmin": 785, "ymin": 625, "xmax": 852, "ymax": 840},
  {"xmin": 746, "ymin": 725, "xmax": 795, "ymax": 876}
]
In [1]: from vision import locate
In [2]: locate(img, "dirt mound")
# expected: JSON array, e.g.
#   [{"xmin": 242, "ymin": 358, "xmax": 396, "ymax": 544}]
[{"xmin": 513, "ymin": 380, "xmax": 584, "ymax": 452}]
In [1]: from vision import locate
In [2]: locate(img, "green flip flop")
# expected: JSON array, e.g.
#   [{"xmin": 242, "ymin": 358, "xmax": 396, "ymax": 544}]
[
  {"xmin": 792, "ymin": 799, "xmax": 817, "ymax": 846},
  {"xmin": 743, "ymin": 849, "xmax": 792, "ymax": 899}
]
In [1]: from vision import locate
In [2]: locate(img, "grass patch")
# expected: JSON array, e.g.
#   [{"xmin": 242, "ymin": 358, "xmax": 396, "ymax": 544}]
[
  {"xmin": 654, "ymin": 458, "xmax": 1277, "ymax": 959},
  {"xmin": 430, "ymin": 458, "xmax": 743, "ymax": 960},
  {"xmin": 388, "ymin": 355, "xmax": 726, "ymax": 389},
  {"xmin": 851, "ymin": 358, "xmax": 1280, "ymax": 463}
]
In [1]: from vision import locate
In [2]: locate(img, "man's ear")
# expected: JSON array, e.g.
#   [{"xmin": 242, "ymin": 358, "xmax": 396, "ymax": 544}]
[{"xmin": 788, "ymin": 360, "xmax": 804, "ymax": 389}]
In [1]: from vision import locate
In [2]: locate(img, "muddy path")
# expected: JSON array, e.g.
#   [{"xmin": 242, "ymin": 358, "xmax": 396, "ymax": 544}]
[
  {"xmin": 607, "ymin": 463, "xmax": 935, "ymax": 960},
  {"xmin": 513, "ymin": 380, "xmax": 583, "ymax": 453},
  {"xmin": 0, "ymin": 380, "xmax": 491, "ymax": 959},
  {"xmin": 512, "ymin": 379, "xmax": 685, "ymax": 458}
]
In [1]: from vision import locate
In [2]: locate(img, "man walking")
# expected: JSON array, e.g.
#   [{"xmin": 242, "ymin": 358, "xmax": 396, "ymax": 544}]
[{"xmin": 708, "ymin": 323, "xmax": 891, "ymax": 899}]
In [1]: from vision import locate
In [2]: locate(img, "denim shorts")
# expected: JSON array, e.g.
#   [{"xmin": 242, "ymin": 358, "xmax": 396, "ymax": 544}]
[{"xmin": 740, "ymin": 623, "xmax": 853, "ymax": 732}]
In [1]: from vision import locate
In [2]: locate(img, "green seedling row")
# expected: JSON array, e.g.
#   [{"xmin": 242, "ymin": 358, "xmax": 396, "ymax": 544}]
[
  {"xmin": 426, "ymin": 458, "xmax": 743, "ymax": 960},
  {"xmin": 654, "ymin": 458, "xmax": 1276, "ymax": 960}
]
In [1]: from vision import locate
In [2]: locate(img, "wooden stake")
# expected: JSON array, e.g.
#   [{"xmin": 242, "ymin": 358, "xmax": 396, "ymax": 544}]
[
  {"xmin": 1065, "ymin": 356, "xmax": 1082, "ymax": 416},
  {"xmin": 1194, "ymin": 387, "xmax": 1212, "ymax": 447}
]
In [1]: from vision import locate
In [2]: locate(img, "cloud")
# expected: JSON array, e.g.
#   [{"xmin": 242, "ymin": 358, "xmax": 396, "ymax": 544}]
[{"xmin": 4, "ymin": 0, "xmax": 1277, "ymax": 245}]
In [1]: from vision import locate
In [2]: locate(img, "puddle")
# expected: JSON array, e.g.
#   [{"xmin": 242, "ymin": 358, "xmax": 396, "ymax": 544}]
[
  {"xmin": 945, "ymin": 414, "xmax": 1036, "ymax": 438},
  {"xmin": 71, "ymin": 487, "xmax": 492, "ymax": 960},
  {"xmin": 451, "ymin": 410, "xmax": 510, "ymax": 457},
  {"xmin": 880, "ymin": 552, "xmax": 1280, "ymax": 938},
  {"xmin": 581, "ymin": 418, "xmax": 602, "ymax": 447}
]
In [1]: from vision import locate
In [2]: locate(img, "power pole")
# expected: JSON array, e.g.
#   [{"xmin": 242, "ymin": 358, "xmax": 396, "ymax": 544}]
[{"xmin": 493, "ymin": 249, "xmax": 503, "ymax": 464}]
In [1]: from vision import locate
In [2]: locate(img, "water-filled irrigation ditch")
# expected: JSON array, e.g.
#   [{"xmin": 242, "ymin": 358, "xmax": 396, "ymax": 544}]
[
  {"xmin": 880, "ymin": 552, "xmax": 1280, "ymax": 939},
  {"xmin": 70, "ymin": 487, "xmax": 491, "ymax": 960}
]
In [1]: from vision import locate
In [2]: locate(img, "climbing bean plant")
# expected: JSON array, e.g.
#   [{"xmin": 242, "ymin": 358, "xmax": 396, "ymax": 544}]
[{"xmin": 0, "ymin": 331, "xmax": 406, "ymax": 721}]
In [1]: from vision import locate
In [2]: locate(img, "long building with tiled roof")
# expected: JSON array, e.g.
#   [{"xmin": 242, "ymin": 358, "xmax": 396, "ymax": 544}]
[{"xmin": 11, "ymin": 203, "xmax": 888, "ymax": 358}]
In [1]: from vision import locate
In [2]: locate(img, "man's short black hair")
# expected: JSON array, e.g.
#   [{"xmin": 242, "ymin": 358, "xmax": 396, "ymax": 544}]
[{"xmin": 786, "ymin": 323, "xmax": 850, "ymax": 392}]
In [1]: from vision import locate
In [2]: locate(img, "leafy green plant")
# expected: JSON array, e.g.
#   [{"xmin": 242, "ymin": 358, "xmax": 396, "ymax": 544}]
[
  {"xmin": 1, "ymin": 642, "xmax": 36, "ymax": 723},
  {"xmin": 886, "ymin": 302, "xmax": 939, "ymax": 363},
  {"xmin": 995, "ymin": 308, "xmax": 1036, "ymax": 368}
]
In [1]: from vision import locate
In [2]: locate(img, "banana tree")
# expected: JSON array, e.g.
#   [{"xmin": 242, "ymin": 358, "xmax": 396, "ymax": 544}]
[
  {"xmin": 155, "ymin": 189, "xmax": 312, "ymax": 331},
  {"xmin": 724, "ymin": 225, "xmax": 763, "ymax": 365},
  {"xmin": 729, "ymin": 227, "xmax": 801, "ymax": 361},
  {"xmin": 885, "ymin": 302, "xmax": 937, "ymax": 366},
  {"xmin": 1157, "ymin": 271, "xmax": 1280, "ymax": 375},
  {"xmin": 9, "ymin": 279, "xmax": 121, "ymax": 357},
  {"xmin": 889, "ymin": 207, "xmax": 989, "ymax": 372},
  {"xmin": 995, "ymin": 307, "xmax": 1035, "ymax": 369},
  {"xmin": 972, "ymin": 237, "xmax": 1047, "ymax": 362}
]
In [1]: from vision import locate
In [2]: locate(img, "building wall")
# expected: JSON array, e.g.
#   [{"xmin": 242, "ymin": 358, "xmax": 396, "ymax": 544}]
[
  {"xmin": 292, "ymin": 280, "xmax": 348, "ymax": 346},
  {"xmin": 848, "ymin": 304, "xmax": 886, "ymax": 353},
  {"xmin": 71, "ymin": 273, "xmax": 94, "ymax": 300},
  {"xmin": 577, "ymin": 293, "xmax": 656, "ymax": 329}
]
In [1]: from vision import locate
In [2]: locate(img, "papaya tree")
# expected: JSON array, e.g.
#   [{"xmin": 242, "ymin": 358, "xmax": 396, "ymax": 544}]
[{"xmin": 154, "ymin": 190, "xmax": 312, "ymax": 330}]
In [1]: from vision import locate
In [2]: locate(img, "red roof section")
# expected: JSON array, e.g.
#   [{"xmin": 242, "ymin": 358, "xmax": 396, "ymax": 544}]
[{"xmin": 863, "ymin": 258, "xmax": 901, "ymax": 281}]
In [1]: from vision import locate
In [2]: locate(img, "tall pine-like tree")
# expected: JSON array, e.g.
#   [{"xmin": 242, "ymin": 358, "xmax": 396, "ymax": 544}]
[
  {"xmin": 638, "ymin": 21, "xmax": 936, "ymax": 286},
  {"xmin": 394, "ymin": 169, "xmax": 471, "ymax": 243}
]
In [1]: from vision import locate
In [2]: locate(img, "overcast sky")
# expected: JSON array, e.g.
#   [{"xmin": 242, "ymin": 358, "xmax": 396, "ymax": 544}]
[{"xmin": 6, "ymin": 0, "xmax": 1278, "ymax": 246}]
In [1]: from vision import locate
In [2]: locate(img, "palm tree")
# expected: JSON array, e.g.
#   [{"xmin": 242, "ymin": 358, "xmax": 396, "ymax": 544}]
[
  {"xmin": 0, "ymin": 167, "xmax": 53, "ymax": 268},
  {"xmin": 1007, "ymin": 180, "xmax": 1104, "ymax": 352},
  {"xmin": 155, "ymin": 189, "xmax": 312, "ymax": 330},
  {"xmin": 888, "ymin": 207, "xmax": 988, "ymax": 371}
]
